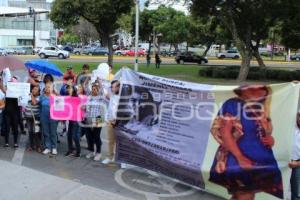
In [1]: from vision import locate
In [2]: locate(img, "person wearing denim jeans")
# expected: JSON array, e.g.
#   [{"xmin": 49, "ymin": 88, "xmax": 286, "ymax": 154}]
[
  {"xmin": 65, "ymin": 121, "xmax": 81, "ymax": 157},
  {"xmin": 290, "ymin": 113, "xmax": 300, "ymax": 200},
  {"xmin": 40, "ymin": 83, "xmax": 58, "ymax": 155},
  {"xmin": 64, "ymin": 85, "xmax": 82, "ymax": 157}
]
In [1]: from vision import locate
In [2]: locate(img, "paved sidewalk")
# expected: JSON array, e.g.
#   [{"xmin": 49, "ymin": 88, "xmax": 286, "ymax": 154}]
[{"xmin": 0, "ymin": 160, "xmax": 133, "ymax": 200}]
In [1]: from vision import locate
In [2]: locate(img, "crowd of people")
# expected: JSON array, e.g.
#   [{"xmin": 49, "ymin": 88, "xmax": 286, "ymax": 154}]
[
  {"xmin": 0, "ymin": 63, "xmax": 119, "ymax": 166},
  {"xmin": 2, "ymin": 62, "xmax": 300, "ymax": 199}
]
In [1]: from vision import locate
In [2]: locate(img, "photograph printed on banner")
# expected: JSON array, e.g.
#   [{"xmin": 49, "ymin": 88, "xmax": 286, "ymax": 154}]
[
  {"xmin": 117, "ymin": 84, "xmax": 162, "ymax": 135},
  {"xmin": 208, "ymin": 85, "xmax": 283, "ymax": 200}
]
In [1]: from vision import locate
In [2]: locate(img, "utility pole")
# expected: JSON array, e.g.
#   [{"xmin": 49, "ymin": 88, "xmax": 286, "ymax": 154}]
[
  {"xmin": 134, "ymin": 0, "xmax": 140, "ymax": 72},
  {"xmin": 29, "ymin": 7, "xmax": 36, "ymax": 49}
]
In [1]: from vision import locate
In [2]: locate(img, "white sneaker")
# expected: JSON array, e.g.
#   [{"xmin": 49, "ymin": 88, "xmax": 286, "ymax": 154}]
[
  {"xmin": 52, "ymin": 149, "xmax": 58, "ymax": 155},
  {"xmin": 86, "ymin": 152, "xmax": 95, "ymax": 159},
  {"xmin": 93, "ymin": 153, "xmax": 102, "ymax": 161},
  {"xmin": 102, "ymin": 158, "xmax": 114, "ymax": 164},
  {"xmin": 43, "ymin": 149, "xmax": 51, "ymax": 155}
]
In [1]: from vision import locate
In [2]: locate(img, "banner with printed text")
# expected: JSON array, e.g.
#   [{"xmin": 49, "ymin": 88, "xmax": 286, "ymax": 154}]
[{"xmin": 114, "ymin": 68, "xmax": 300, "ymax": 200}]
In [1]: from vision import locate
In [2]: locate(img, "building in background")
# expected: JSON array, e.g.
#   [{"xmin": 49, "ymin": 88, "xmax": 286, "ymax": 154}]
[{"xmin": 0, "ymin": 0, "xmax": 56, "ymax": 48}]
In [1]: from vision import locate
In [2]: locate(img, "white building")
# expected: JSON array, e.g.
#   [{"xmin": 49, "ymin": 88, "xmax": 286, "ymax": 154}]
[{"xmin": 0, "ymin": 0, "xmax": 55, "ymax": 48}]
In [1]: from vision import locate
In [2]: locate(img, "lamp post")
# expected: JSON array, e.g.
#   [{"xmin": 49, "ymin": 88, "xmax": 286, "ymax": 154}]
[
  {"xmin": 134, "ymin": 0, "xmax": 140, "ymax": 72},
  {"xmin": 29, "ymin": 7, "xmax": 36, "ymax": 49}
]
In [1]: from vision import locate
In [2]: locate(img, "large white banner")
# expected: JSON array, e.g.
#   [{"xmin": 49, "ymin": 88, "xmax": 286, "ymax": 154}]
[{"xmin": 114, "ymin": 68, "xmax": 300, "ymax": 200}]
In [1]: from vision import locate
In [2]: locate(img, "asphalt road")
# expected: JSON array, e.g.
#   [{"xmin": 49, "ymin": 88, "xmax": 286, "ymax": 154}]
[
  {"xmin": 15, "ymin": 54, "xmax": 300, "ymax": 69},
  {"xmin": 0, "ymin": 128, "xmax": 224, "ymax": 200}
]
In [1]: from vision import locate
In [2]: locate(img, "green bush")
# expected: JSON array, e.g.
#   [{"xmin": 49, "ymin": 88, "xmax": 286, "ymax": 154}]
[{"xmin": 199, "ymin": 66, "xmax": 300, "ymax": 81}]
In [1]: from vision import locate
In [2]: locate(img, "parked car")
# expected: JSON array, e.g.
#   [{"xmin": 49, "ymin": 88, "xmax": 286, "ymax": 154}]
[
  {"xmin": 175, "ymin": 52, "xmax": 208, "ymax": 64},
  {"xmin": 73, "ymin": 47, "xmax": 83, "ymax": 55},
  {"xmin": 38, "ymin": 46, "xmax": 70, "ymax": 59},
  {"xmin": 217, "ymin": 50, "xmax": 240, "ymax": 59},
  {"xmin": 0, "ymin": 48, "xmax": 7, "ymax": 55},
  {"xmin": 14, "ymin": 47, "xmax": 26, "ymax": 55},
  {"xmin": 82, "ymin": 47, "xmax": 95, "ymax": 55},
  {"xmin": 33, "ymin": 47, "xmax": 41, "ymax": 54},
  {"xmin": 4, "ymin": 48, "xmax": 15, "ymax": 55},
  {"xmin": 63, "ymin": 46, "xmax": 74, "ymax": 52},
  {"xmin": 114, "ymin": 48, "xmax": 129, "ymax": 56},
  {"xmin": 22, "ymin": 47, "xmax": 34, "ymax": 55},
  {"xmin": 160, "ymin": 50, "xmax": 178, "ymax": 57},
  {"xmin": 85, "ymin": 47, "xmax": 109, "ymax": 56},
  {"xmin": 290, "ymin": 53, "xmax": 300, "ymax": 61},
  {"xmin": 123, "ymin": 48, "xmax": 146, "ymax": 56}
]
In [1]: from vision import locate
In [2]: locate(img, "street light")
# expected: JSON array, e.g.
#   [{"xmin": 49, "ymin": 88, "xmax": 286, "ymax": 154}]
[
  {"xmin": 134, "ymin": 0, "xmax": 140, "ymax": 72},
  {"xmin": 29, "ymin": 7, "xmax": 36, "ymax": 49}
]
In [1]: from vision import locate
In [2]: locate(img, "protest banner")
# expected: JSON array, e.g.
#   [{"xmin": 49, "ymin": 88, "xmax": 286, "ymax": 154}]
[
  {"xmin": 50, "ymin": 96, "xmax": 87, "ymax": 121},
  {"xmin": 114, "ymin": 68, "xmax": 300, "ymax": 200},
  {"xmin": 6, "ymin": 82, "xmax": 30, "ymax": 106}
]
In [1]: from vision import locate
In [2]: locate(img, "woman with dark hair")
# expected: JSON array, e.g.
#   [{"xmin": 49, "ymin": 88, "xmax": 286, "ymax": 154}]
[
  {"xmin": 40, "ymin": 74, "xmax": 54, "ymax": 94},
  {"xmin": 24, "ymin": 86, "xmax": 41, "ymax": 152},
  {"xmin": 40, "ymin": 83, "xmax": 58, "ymax": 155},
  {"xmin": 64, "ymin": 85, "xmax": 81, "ymax": 157},
  {"xmin": 84, "ymin": 83, "xmax": 106, "ymax": 161},
  {"xmin": 209, "ymin": 85, "xmax": 283, "ymax": 200}
]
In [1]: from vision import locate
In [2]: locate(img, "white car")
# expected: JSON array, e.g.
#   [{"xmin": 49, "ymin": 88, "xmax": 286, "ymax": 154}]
[
  {"xmin": 38, "ymin": 47, "xmax": 70, "ymax": 59},
  {"xmin": 217, "ymin": 50, "xmax": 240, "ymax": 59},
  {"xmin": 0, "ymin": 48, "xmax": 7, "ymax": 55},
  {"xmin": 114, "ymin": 48, "xmax": 129, "ymax": 56}
]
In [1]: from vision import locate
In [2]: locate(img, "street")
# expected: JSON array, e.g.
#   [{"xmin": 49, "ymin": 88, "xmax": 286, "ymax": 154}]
[
  {"xmin": 0, "ymin": 128, "xmax": 224, "ymax": 200},
  {"xmin": 15, "ymin": 54, "xmax": 300, "ymax": 69}
]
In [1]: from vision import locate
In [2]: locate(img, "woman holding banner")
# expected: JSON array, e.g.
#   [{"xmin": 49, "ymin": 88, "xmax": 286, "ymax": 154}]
[
  {"xmin": 209, "ymin": 85, "xmax": 283, "ymax": 200},
  {"xmin": 84, "ymin": 82, "xmax": 106, "ymax": 161},
  {"xmin": 40, "ymin": 83, "xmax": 58, "ymax": 155},
  {"xmin": 64, "ymin": 85, "xmax": 82, "ymax": 158}
]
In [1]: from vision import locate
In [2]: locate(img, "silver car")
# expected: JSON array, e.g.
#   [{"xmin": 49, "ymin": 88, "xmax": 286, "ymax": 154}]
[{"xmin": 217, "ymin": 50, "xmax": 240, "ymax": 59}]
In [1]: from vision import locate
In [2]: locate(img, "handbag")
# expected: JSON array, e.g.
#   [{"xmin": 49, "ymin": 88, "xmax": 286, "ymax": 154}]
[{"xmin": 30, "ymin": 108, "xmax": 40, "ymax": 134}]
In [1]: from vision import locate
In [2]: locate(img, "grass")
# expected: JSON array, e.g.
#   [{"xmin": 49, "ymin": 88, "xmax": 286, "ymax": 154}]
[{"xmin": 52, "ymin": 61, "xmax": 280, "ymax": 85}]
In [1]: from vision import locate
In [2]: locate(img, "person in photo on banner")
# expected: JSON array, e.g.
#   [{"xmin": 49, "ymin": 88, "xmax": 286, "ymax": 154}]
[
  {"xmin": 289, "ymin": 112, "xmax": 300, "ymax": 200},
  {"xmin": 209, "ymin": 85, "xmax": 283, "ymax": 200},
  {"xmin": 40, "ymin": 83, "xmax": 58, "ymax": 155}
]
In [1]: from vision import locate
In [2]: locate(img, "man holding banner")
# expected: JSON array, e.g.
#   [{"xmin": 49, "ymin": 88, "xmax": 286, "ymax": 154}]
[{"xmin": 102, "ymin": 80, "xmax": 120, "ymax": 165}]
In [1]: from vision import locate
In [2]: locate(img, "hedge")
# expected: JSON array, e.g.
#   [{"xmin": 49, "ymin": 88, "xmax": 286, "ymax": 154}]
[{"xmin": 199, "ymin": 66, "xmax": 299, "ymax": 81}]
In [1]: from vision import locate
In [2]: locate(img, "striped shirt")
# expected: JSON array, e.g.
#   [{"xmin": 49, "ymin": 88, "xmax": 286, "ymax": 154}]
[{"xmin": 24, "ymin": 98, "xmax": 40, "ymax": 118}]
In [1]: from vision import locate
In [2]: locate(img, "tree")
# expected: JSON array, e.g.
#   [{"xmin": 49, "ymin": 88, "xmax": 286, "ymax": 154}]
[
  {"xmin": 138, "ymin": 8, "xmax": 159, "ymax": 54},
  {"xmin": 50, "ymin": 0, "xmax": 134, "ymax": 65},
  {"xmin": 191, "ymin": 0, "xmax": 287, "ymax": 81},
  {"xmin": 139, "ymin": 5, "xmax": 190, "ymax": 54},
  {"xmin": 188, "ymin": 16, "xmax": 232, "ymax": 56},
  {"xmin": 155, "ymin": 8, "xmax": 191, "ymax": 52},
  {"xmin": 280, "ymin": 1, "xmax": 300, "ymax": 51},
  {"xmin": 72, "ymin": 19, "xmax": 99, "ymax": 45},
  {"xmin": 59, "ymin": 31, "xmax": 80, "ymax": 45}
]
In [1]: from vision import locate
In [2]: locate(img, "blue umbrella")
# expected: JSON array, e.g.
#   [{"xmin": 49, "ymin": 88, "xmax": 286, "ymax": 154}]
[{"xmin": 25, "ymin": 60, "xmax": 63, "ymax": 77}]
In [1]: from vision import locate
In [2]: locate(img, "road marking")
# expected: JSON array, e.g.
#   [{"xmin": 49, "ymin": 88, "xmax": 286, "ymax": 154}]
[
  {"xmin": 11, "ymin": 134, "xmax": 26, "ymax": 165},
  {"xmin": 114, "ymin": 168, "xmax": 196, "ymax": 199}
]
